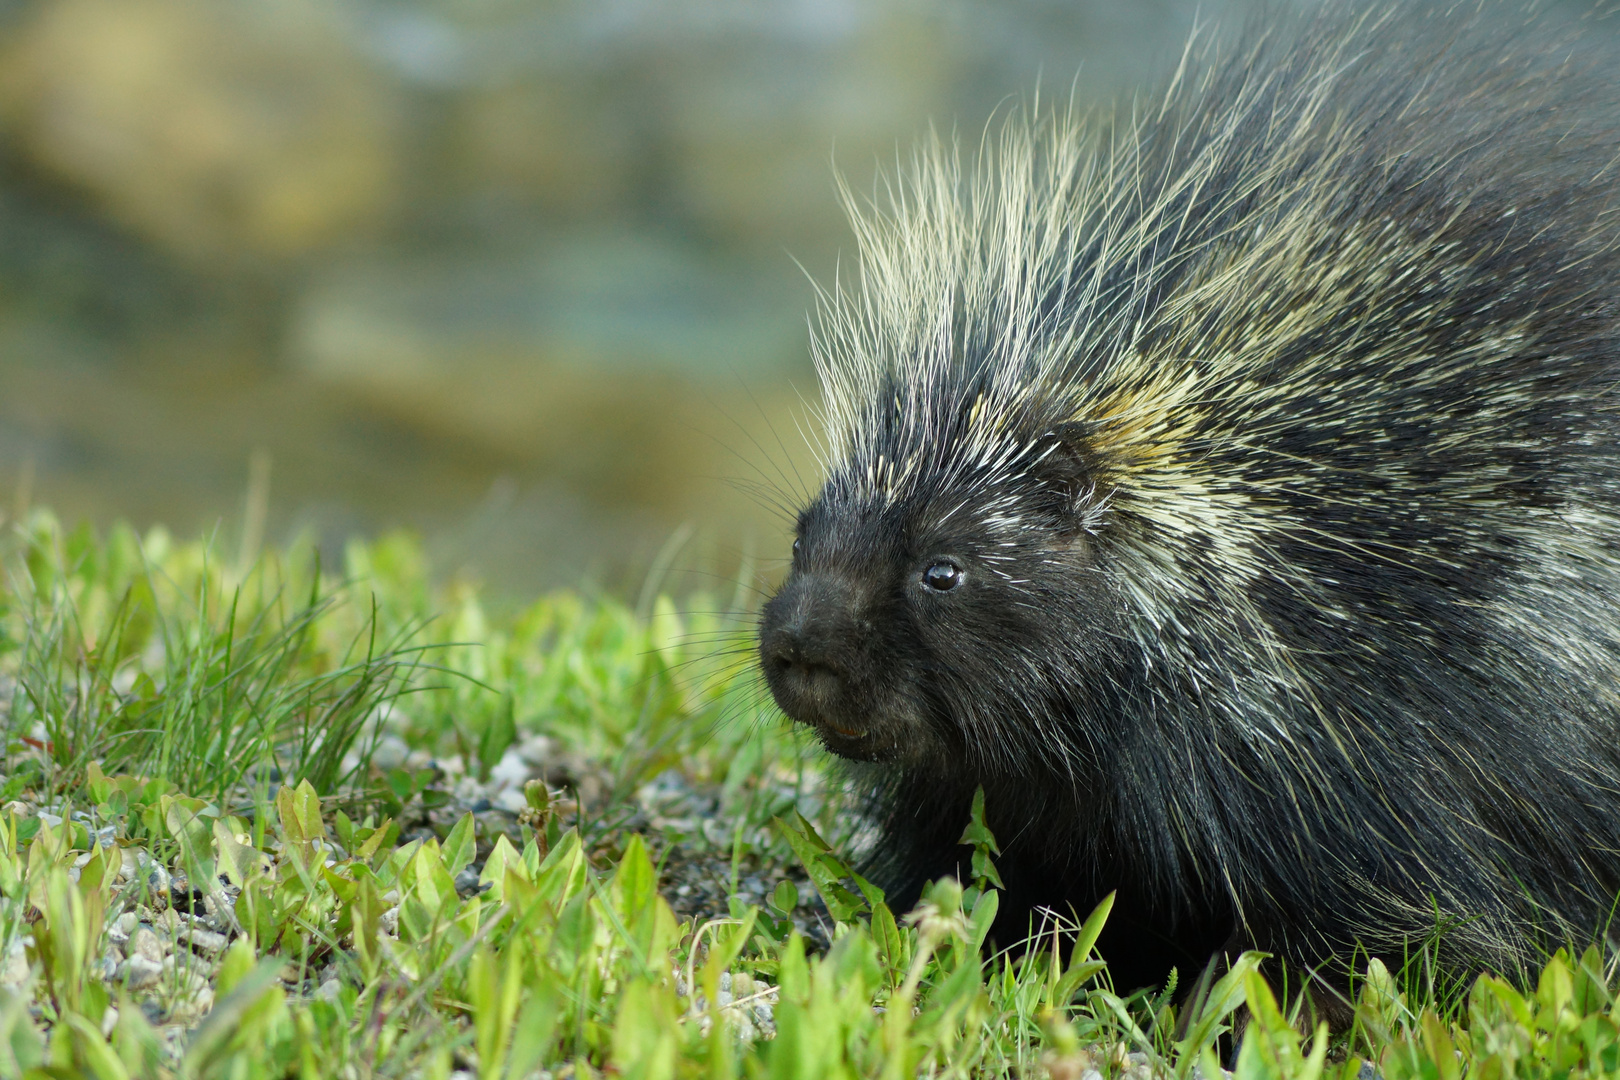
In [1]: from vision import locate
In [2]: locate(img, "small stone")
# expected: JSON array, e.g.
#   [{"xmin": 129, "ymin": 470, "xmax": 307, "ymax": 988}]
[
  {"xmin": 130, "ymin": 927, "xmax": 165, "ymax": 965},
  {"xmin": 163, "ymin": 952, "xmax": 203, "ymax": 977},
  {"xmin": 166, "ymin": 984, "xmax": 213, "ymax": 1026},
  {"xmin": 198, "ymin": 905, "xmax": 233, "ymax": 934},
  {"xmin": 158, "ymin": 1022, "xmax": 187, "ymax": 1054},
  {"xmin": 1, "ymin": 941, "xmax": 28, "ymax": 987},
  {"xmin": 118, "ymin": 955, "xmax": 164, "ymax": 990},
  {"xmin": 1043, "ymin": 1046, "xmax": 1098, "ymax": 1080},
  {"xmin": 370, "ymin": 734, "xmax": 410, "ymax": 772},
  {"xmin": 183, "ymin": 927, "xmax": 228, "ymax": 955},
  {"xmin": 516, "ymin": 734, "xmax": 553, "ymax": 765},
  {"xmin": 488, "ymin": 747, "xmax": 530, "ymax": 789}
]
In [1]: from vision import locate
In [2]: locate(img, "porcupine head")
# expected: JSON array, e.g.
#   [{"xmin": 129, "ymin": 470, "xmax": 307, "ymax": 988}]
[{"xmin": 755, "ymin": 112, "xmax": 1190, "ymax": 962}]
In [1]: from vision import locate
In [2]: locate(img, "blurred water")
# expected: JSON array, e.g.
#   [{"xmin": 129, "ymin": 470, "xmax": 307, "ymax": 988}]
[{"xmin": 0, "ymin": 0, "xmax": 1600, "ymax": 596}]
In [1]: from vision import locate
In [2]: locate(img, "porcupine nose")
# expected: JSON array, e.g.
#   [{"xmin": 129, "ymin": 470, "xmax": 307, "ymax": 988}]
[
  {"xmin": 761, "ymin": 636, "xmax": 844, "ymax": 703},
  {"xmin": 759, "ymin": 573, "xmax": 859, "ymax": 727}
]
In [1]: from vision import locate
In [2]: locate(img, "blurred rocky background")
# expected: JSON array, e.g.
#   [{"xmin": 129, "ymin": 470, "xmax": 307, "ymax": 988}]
[{"xmin": 0, "ymin": 0, "xmax": 1601, "ymax": 597}]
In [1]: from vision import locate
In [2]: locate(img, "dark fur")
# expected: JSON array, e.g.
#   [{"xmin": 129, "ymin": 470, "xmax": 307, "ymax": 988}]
[{"xmin": 759, "ymin": 6, "xmax": 1620, "ymax": 995}]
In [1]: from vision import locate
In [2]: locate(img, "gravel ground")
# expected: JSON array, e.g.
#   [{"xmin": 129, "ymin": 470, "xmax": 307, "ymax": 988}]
[
  {"xmin": 0, "ymin": 724, "xmax": 834, "ymax": 1056},
  {"xmin": 359, "ymin": 732, "xmax": 832, "ymax": 943}
]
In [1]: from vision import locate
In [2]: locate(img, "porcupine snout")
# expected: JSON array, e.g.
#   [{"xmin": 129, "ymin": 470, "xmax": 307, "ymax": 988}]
[
  {"xmin": 758, "ymin": 568, "xmax": 913, "ymax": 762},
  {"xmin": 760, "ymin": 573, "xmax": 860, "ymax": 722}
]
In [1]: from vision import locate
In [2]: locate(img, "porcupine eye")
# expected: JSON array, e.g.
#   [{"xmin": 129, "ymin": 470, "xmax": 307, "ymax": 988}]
[{"xmin": 922, "ymin": 560, "xmax": 964, "ymax": 592}]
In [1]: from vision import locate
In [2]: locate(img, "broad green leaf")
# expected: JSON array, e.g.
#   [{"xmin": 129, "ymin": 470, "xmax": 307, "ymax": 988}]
[
  {"xmin": 612, "ymin": 833, "xmax": 656, "ymax": 922},
  {"xmin": 1072, "ymin": 891, "xmax": 1114, "ymax": 963},
  {"xmin": 611, "ymin": 980, "xmax": 677, "ymax": 1080},
  {"xmin": 63, "ymin": 1013, "xmax": 129, "ymax": 1080},
  {"xmin": 774, "ymin": 813, "xmax": 866, "ymax": 924},
  {"xmin": 506, "ymin": 984, "xmax": 562, "ymax": 1080},
  {"xmin": 182, "ymin": 956, "xmax": 287, "ymax": 1074},
  {"xmin": 441, "ymin": 813, "xmax": 477, "ymax": 878},
  {"xmin": 1175, "ymin": 950, "xmax": 1267, "ymax": 1073},
  {"xmin": 956, "ymin": 787, "xmax": 999, "ymax": 852},
  {"xmin": 967, "ymin": 888, "xmax": 999, "ymax": 951},
  {"xmin": 871, "ymin": 901, "xmax": 909, "ymax": 991}
]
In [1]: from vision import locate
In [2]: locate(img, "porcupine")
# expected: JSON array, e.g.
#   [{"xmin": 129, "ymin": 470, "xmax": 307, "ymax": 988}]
[{"xmin": 755, "ymin": 5, "xmax": 1620, "ymax": 1002}]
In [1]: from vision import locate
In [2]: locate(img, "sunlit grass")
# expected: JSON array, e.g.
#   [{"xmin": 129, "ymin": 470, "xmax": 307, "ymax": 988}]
[
  {"xmin": 4, "ymin": 518, "xmax": 421, "ymax": 807},
  {"xmin": 1, "ymin": 510, "xmax": 1617, "ymax": 1078}
]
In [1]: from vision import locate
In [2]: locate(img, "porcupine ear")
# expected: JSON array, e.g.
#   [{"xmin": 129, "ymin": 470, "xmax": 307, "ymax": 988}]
[{"xmin": 1028, "ymin": 421, "xmax": 1106, "ymax": 537}]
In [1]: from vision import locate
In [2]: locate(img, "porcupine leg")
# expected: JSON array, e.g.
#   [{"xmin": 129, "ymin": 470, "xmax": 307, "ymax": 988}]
[
  {"xmin": 988, "ymin": 824, "xmax": 1239, "ymax": 996},
  {"xmin": 1220, "ymin": 987, "xmax": 1356, "ymax": 1065},
  {"xmin": 1214, "ymin": 923, "xmax": 1356, "ymax": 1049},
  {"xmin": 859, "ymin": 768, "xmax": 978, "ymax": 915},
  {"xmin": 871, "ymin": 769, "xmax": 1239, "ymax": 996}
]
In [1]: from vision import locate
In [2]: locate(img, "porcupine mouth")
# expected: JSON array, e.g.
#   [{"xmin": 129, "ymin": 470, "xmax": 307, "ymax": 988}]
[
  {"xmin": 798, "ymin": 712, "xmax": 889, "ymax": 762},
  {"xmin": 818, "ymin": 732, "xmax": 886, "ymax": 762}
]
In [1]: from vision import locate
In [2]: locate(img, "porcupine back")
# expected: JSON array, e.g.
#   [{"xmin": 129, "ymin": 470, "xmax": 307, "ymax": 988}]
[{"xmin": 763, "ymin": 5, "xmax": 1620, "ymax": 993}]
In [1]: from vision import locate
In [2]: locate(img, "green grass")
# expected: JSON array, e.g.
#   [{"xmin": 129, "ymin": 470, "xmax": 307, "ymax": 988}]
[{"xmin": 1, "ymin": 508, "xmax": 1619, "ymax": 1078}]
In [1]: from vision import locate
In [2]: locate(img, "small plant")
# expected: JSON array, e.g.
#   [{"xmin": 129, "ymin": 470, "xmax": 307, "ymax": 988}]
[{"xmin": 4, "ymin": 511, "xmax": 421, "ymax": 807}]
